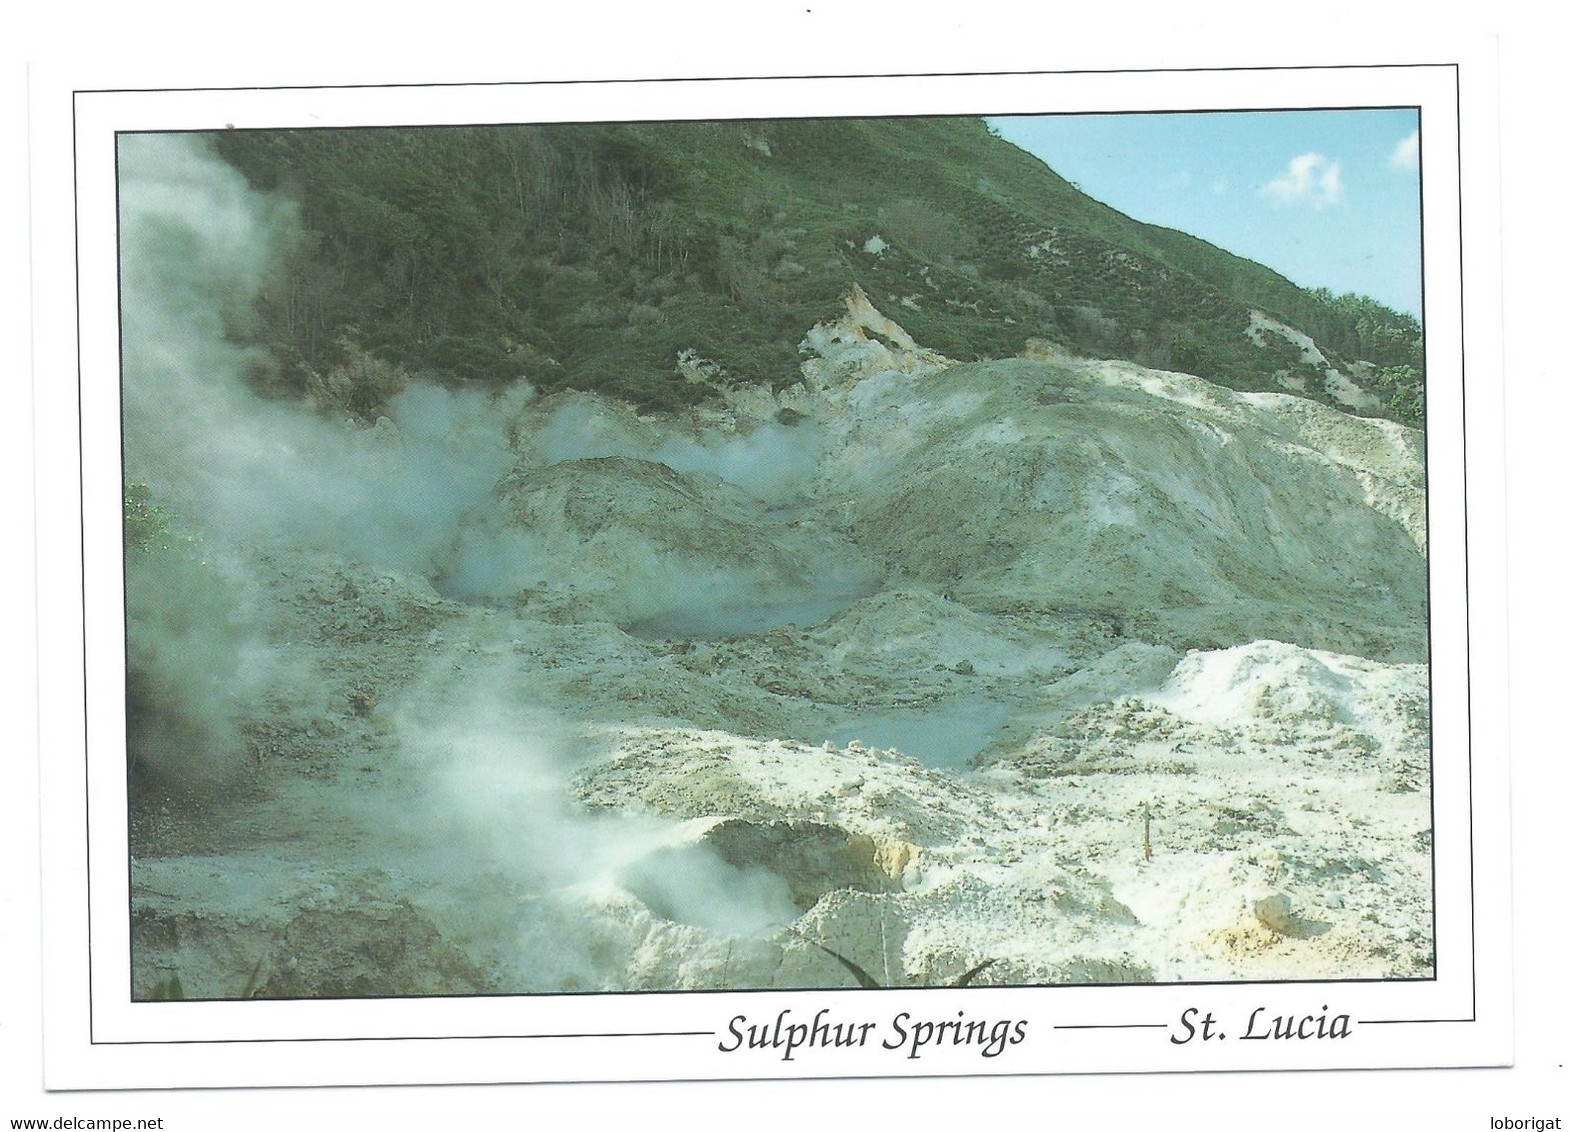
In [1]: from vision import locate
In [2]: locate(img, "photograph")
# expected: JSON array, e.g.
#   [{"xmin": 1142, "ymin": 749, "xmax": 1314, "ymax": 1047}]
[{"xmin": 118, "ymin": 107, "xmax": 1435, "ymax": 1002}]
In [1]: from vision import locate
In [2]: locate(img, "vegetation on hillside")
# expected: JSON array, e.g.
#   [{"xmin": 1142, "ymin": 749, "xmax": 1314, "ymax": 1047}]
[
  {"xmin": 1303, "ymin": 289, "xmax": 1426, "ymax": 424},
  {"xmin": 211, "ymin": 117, "xmax": 1425, "ymax": 426}
]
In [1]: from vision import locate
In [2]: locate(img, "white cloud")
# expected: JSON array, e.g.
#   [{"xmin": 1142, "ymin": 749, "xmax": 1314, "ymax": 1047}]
[
  {"xmin": 1390, "ymin": 130, "xmax": 1420, "ymax": 171},
  {"xmin": 1260, "ymin": 152, "xmax": 1345, "ymax": 209}
]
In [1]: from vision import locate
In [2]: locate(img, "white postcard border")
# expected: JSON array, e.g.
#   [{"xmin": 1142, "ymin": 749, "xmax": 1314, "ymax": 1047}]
[{"xmin": 32, "ymin": 53, "xmax": 1511, "ymax": 1089}]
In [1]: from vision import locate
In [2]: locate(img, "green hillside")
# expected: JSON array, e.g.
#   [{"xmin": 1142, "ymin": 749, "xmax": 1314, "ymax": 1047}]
[{"xmin": 211, "ymin": 116, "xmax": 1423, "ymax": 423}]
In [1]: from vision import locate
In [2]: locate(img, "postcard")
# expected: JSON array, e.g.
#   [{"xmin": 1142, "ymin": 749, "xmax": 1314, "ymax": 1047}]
[{"xmin": 29, "ymin": 53, "xmax": 1510, "ymax": 1088}]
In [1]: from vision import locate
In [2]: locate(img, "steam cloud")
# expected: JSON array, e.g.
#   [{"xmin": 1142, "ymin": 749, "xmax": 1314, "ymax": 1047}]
[
  {"xmin": 119, "ymin": 133, "xmax": 834, "ymax": 985},
  {"xmin": 385, "ymin": 665, "xmax": 801, "ymax": 985},
  {"xmin": 120, "ymin": 133, "xmax": 527, "ymax": 574},
  {"xmin": 525, "ymin": 397, "xmax": 826, "ymax": 505}
]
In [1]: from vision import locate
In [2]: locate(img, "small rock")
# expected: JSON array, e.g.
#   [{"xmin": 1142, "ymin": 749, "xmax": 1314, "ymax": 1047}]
[{"xmin": 1254, "ymin": 893, "xmax": 1298, "ymax": 936}]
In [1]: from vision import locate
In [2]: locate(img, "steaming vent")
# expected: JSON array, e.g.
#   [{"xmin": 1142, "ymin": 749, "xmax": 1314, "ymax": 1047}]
[{"xmin": 620, "ymin": 819, "xmax": 913, "ymax": 933}]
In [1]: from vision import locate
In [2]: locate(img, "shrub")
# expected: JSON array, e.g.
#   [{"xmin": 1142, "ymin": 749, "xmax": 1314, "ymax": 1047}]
[{"xmin": 1372, "ymin": 364, "xmax": 1424, "ymax": 427}]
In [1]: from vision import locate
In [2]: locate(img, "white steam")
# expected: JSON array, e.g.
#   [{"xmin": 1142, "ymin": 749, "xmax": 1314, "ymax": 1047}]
[
  {"xmin": 436, "ymin": 392, "xmax": 873, "ymax": 630},
  {"xmin": 524, "ymin": 397, "xmax": 825, "ymax": 505},
  {"xmin": 120, "ymin": 133, "xmax": 825, "ymax": 987},
  {"xmin": 121, "ymin": 132, "xmax": 847, "ymax": 623},
  {"xmin": 396, "ymin": 670, "xmax": 798, "ymax": 919},
  {"xmin": 120, "ymin": 135, "xmax": 530, "ymax": 577}
]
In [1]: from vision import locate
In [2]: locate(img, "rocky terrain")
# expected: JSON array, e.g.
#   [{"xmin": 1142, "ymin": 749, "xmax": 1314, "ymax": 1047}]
[{"xmin": 126, "ymin": 209, "xmax": 1433, "ymax": 997}]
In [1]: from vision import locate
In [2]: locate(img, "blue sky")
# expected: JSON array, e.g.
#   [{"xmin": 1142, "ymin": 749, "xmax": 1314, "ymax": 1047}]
[{"xmin": 985, "ymin": 109, "xmax": 1423, "ymax": 318}]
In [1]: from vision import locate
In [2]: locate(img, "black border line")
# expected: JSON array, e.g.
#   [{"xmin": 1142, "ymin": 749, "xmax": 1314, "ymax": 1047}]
[
  {"xmin": 71, "ymin": 60, "xmax": 1465, "ymax": 97},
  {"xmin": 1456, "ymin": 59, "xmax": 1480, "ymax": 1029},
  {"xmin": 1348, "ymin": 60, "xmax": 1478, "ymax": 1037},
  {"xmin": 115, "ymin": 103, "xmax": 1426, "ymax": 139},
  {"xmin": 73, "ymin": 63, "xmax": 1476, "ymax": 1057},
  {"xmin": 73, "ymin": 79, "xmax": 98, "ymax": 1051},
  {"xmin": 1053, "ymin": 1023, "xmax": 1168, "ymax": 1031},
  {"xmin": 93, "ymin": 1030, "xmax": 716, "ymax": 1046},
  {"xmin": 1418, "ymin": 101, "xmax": 1440, "ymax": 986}
]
